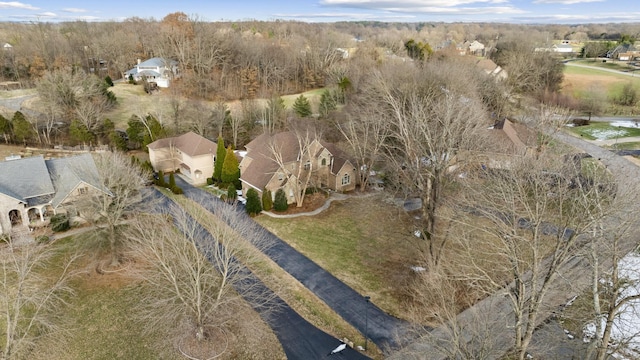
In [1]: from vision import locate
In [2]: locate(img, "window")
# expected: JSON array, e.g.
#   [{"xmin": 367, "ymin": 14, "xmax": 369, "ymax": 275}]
[
  {"xmin": 342, "ymin": 173, "xmax": 350, "ymax": 185},
  {"xmin": 304, "ymin": 161, "xmax": 311, "ymax": 170},
  {"xmin": 321, "ymin": 158, "xmax": 327, "ymax": 166},
  {"xmin": 79, "ymin": 187, "xmax": 88, "ymax": 195}
]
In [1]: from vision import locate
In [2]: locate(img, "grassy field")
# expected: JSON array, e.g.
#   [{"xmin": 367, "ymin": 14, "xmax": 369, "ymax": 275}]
[
  {"xmin": 563, "ymin": 65, "xmax": 640, "ymax": 111},
  {"xmin": 21, "ymin": 231, "xmax": 285, "ymax": 360},
  {"xmin": 255, "ymin": 193, "xmax": 424, "ymax": 320},
  {"xmin": 567, "ymin": 122, "xmax": 640, "ymax": 140},
  {"xmin": 573, "ymin": 59, "xmax": 638, "ymax": 72}
]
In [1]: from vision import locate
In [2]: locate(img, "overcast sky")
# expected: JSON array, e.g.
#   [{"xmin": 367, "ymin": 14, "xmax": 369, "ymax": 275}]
[{"xmin": 0, "ymin": 0, "xmax": 638, "ymax": 23}]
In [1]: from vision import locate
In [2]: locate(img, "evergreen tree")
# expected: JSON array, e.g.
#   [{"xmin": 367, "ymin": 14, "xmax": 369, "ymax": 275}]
[
  {"xmin": 245, "ymin": 188, "xmax": 262, "ymax": 215},
  {"xmin": 274, "ymin": 188, "xmax": 288, "ymax": 212},
  {"xmin": 169, "ymin": 172, "xmax": 176, "ymax": 189},
  {"xmin": 11, "ymin": 111, "xmax": 33, "ymax": 145},
  {"xmin": 156, "ymin": 170, "xmax": 166, "ymax": 187},
  {"xmin": 213, "ymin": 135, "xmax": 226, "ymax": 181},
  {"xmin": 292, "ymin": 94, "xmax": 312, "ymax": 118},
  {"xmin": 126, "ymin": 115, "xmax": 145, "ymax": 149},
  {"xmin": 69, "ymin": 119, "xmax": 95, "ymax": 145},
  {"xmin": 227, "ymin": 183, "xmax": 237, "ymax": 202},
  {"xmin": 142, "ymin": 115, "xmax": 166, "ymax": 147},
  {"xmin": 0, "ymin": 113, "xmax": 12, "ymax": 143},
  {"xmin": 262, "ymin": 188, "xmax": 273, "ymax": 211},
  {"xmin": 221, "ymin": 146, "xmax": 239, "ymax": 184},
  {"xmin": 104, "ymin": 75, "xmax": 114, "ymax": 87},
  {"xmin": 319, "ymin": 90, "xmax": 337, "ymax": 118}
]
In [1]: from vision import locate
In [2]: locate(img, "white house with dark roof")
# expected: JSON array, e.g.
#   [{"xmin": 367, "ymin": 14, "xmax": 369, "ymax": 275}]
[
  {"xmin": 123, "ymin": 57, "xmax": 179, "ymax": 88},
  {"xmin": 147, "ymin": 132, "xmax": 217, "ymax": 185},
  {"xmin": 0, "ymin": 153, "xmax": 109, "ymax": 235}
]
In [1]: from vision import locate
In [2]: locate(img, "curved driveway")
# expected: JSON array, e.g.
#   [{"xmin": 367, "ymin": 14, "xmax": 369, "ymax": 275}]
[
  {"xmin": 149, "ymin": 187, "xmax": 371, "ymax": 360},
  {"xmin": 174, "ymin": 177, "xmax": 410, "ymax": 352}
]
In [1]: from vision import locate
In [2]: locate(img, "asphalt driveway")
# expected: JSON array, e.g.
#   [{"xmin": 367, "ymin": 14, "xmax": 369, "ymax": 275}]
[
  {"xmin": 173, "ymin": 177, "xmax": 410, "ymax": 352},
  {"xmin": 148, "ymin": 187, "xmax": 371, "ymax": 360}
]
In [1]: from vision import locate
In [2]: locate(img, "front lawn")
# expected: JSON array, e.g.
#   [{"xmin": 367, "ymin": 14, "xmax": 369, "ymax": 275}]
[{"xmin": 255, "ymin": 193, "xmax": 423, "ymax": 319}]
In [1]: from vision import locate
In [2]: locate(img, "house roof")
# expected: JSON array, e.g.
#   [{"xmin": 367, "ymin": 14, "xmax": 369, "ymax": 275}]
[
  {"xmin": 138, "ymin": 57, "xmax": 177, "ymax": 68},
  {"xmin": 240, "ymin": 131, "xmax": 354, "ymax": 191},
  {"xmin": 0, "ymin": 156, "xmax": 55, "ymax": 203},
  {"xmin": 147, "ymin": 132, "xmax": 217, "ymax": 157},
  {"xmin": 46, "ymin": 153, "xmax": 107, "ymax": 208},
  {"xmin": 0, "ymin": 153, "xmax": 105, "ymax": 208},
  {"xmin": 241, "ymin": 132, "xmax": 299, "ymax": 191}
]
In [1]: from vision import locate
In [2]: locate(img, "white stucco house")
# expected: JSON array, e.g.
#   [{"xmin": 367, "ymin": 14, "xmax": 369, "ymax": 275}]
[
  {"xmin": 123, "ymin": 57, "xmax": 179, "ymax": 88},
  {"xmin": 147, "ymin": 132, "xmax": 217, "ymax": 185},
  {"xmin": 0, "ymin": 153, "xmax": 109, "ymax": 236}
]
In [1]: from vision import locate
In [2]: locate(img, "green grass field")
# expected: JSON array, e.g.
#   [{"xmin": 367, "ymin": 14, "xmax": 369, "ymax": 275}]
[{"xmin": 568, "ymin": 122, "xmax": 640, "ymax": 140}]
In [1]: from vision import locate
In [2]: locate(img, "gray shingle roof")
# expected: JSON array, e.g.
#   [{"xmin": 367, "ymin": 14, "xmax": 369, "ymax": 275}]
[
  {"xmin": 147, "ymin": 132, "xmax": 217, "ymax": 157},
  {"xmin": 0, "ymin": 153, "xmax": 106, "ymax": 208},
  {"xmin": 46, "ymin": 153, "xmax": 107, "ymax": 208},
  {"xmin": 0, "ymin": 155, "xmax": 54, "ymax": 203}
]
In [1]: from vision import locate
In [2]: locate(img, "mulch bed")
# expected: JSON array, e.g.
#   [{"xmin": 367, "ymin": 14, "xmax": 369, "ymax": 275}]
[{"xmin": 270, "ymin": 192, "xmax": 328, "ymax": 215}]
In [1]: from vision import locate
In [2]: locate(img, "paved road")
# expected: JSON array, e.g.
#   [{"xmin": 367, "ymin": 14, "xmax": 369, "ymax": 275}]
[
  {"xmin": 148, "ymin": 187, "xmax": 371, "ymax": 360},
  {"xmin": 565, "ymin": 61, "xmax": 640, "ymax": 78},
  {"xmin": 174, "ymin": 177, "xmax": 410, "ymax": 352},
  {"xmin": 389, "ymin": 132, "xmax": 640, "ymax": 359}
]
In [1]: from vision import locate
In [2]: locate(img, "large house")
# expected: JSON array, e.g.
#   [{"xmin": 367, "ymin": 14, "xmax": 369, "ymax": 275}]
[
  {"xmin": 123, "ymin": 57, "xmax": 179, "ymax": 88},
  {"xmin": 239, "ymin": 131, "xmax": 357, "ymax": 204},
  {"xmin": 147, "ymin": 132, "xmax": 217, "ymax": 185},
  {"xmin": 0, "ymin": 153, "xmax": 108, "ymax": 235}
]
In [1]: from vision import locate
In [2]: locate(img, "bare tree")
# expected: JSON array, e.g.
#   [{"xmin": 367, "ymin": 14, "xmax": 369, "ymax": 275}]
[
  {"xmin": 452, "ymin": 151, "xmax": 615, "ymax": 360},
  {"xmin": 336, "ymin": 99, "xmax": 390, "ymax": 192},
  {"xmin": 124, "ymin": 200, "xmax": 272, "ymax": 358},
  {"xmin": 76, "ymin": 152, "xmax": 150, "ymax": 267},
  {"xmin": 0, "ymin": 236, "xmax": 78, "ymax": 360},
  {"xmin": 364, "ymin": 61, "xmax": 488, "ymax": 266}
]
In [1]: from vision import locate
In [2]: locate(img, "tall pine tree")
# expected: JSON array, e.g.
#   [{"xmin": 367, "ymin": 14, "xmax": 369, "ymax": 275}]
[
  {"xmin": 221, "ymin": 146, "xmax": 239, "ymax": 185},
  {"xmin": 292, "ymin": 94, "xmax": 312, "ymax": 118},
  {"xmin": 213, "ymin": 135, "xmax": 226, "ymax": 181}
]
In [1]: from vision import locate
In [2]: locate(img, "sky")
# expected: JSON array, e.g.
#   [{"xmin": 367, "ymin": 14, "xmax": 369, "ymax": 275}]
[{"xmin": 0, "ymin": 0, "xmax": 639, "ymax": 24}]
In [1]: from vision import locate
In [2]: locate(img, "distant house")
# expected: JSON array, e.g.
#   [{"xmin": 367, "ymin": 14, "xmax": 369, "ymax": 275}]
[
  {"xmin": 471, "ymin": 119, "xmax": 537, "ymax": 170},
  {"xmin": 123, "ymin": 57, "xmax": 179, "ymax": 88},
  {"xmin": 147, "ymin": 132, "xmax": 217, "ymax": 185},
  {"xmin": 475, "ymin": 59, "xmax": 508, "ymax": 81},
  {"xmin": 239, "ymin": 131, "xmax": 357, "ymax": 204},
  {"xmin": 607, "ymin": 44, "xmax": 638, "ymax": 59},
  {"xmin": 0, "ymin": 154, "xmax": 109, "ymax": 235},
  {"xmin": 2, "ymin": 43, "xmax": 12, "ymax": 51},
  {"xmin": 552, "ymin": 43, "xmax": 574, "ymax": 53}
]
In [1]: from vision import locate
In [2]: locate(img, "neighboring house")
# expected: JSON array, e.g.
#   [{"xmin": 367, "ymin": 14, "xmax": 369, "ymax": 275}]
[
  {"xmin": 147, "ymin": 132, "xmax": 217, "ymax": 185},
  {"xmin": 2, "ymin": 43, "xmax": 12, "ymax": 51},
  {"xmin": 552, "ymin": 43, "xmax": 574, "ymax": 53},
  {"xmin": 239, "ymin": 131, "xmax": 357, "ymax": 204},
  {"xmin": 469, "ymin": 118, "xmax": 537, "ymax": 170},
  {"xmin": 607, "ymin": 44, "xmax": 638, "ymax": 59},
  {"xmin": 0, "ymin": 153, "xmax": 108, "ymax": 235},
  {"xmin": 475, "ymin": 59, "xmax": 508, "ymax": 81},
  {"xmin": 123, "ymin": 57, "xmax": 179, "ymax": 88},
  {"xmin": 458, "ymin": 40, "xmax": 485, "ymax": 56}
]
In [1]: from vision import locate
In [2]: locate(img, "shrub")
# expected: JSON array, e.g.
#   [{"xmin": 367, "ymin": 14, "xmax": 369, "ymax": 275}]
[
  {"xmin": 262, "ymin": 189, "xmax": 273, "ymax": 211},
  {"xmin": 105, "ymin": 75, "xmax": 114, "ymax": 87},
  {"xmin": 171, "ymin": 185, "xmax": 183, "ymax": 195},
  {"xmin": 227, "ymin": 184, "xmax": 237, "ymax": 203},
  {"xmin": 169, "ymin": 173, "xmax": 177, "ymax": 189},
  {"xmin": 50, "ymin": 214, "xmax": 70, "ymax": 232},
  {"xmin": 274, "ymin": 188, "xmax": 288, "ymax": 212},
  {"xmin": 206, "ymin": 177, "xmax": 214, "ymax": 185},
  {"xmin": 245, "ymin": 188, "xmax": 262, "ymax": 215},
  {"xmin": 156, "ymin": 170, "xmax": 166, "ymax": 187},
  {"xmin": 36, "ymin": 235, "xmax": 50, "ymax": 244}
]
